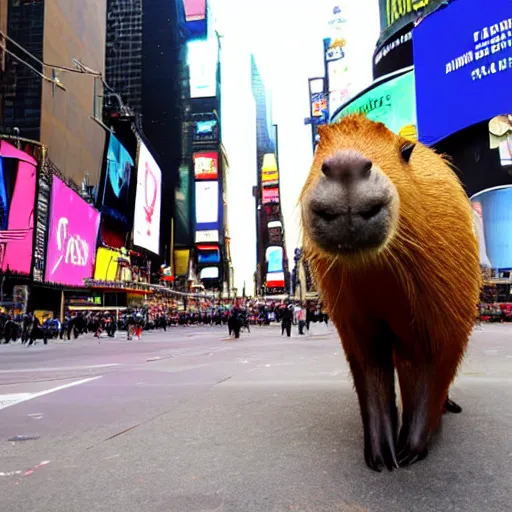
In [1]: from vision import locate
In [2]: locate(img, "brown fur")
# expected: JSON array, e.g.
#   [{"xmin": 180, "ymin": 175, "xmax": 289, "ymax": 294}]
[{"xmin": 300, "ymin": 115, "xmax": 481, "ymax": 469}]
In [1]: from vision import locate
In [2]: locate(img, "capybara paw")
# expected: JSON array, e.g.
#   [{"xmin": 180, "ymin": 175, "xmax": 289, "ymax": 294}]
[
  {"xmin": 363, "ymin": 423, "xmax": 399, "ymax": 472},
  {"xmin": 444, "ymin": 397, "xmax": 462, "ymax": 414},
  {"xmin": 396, "ymin": 434, "xmax": 429, "ymax": 467}
]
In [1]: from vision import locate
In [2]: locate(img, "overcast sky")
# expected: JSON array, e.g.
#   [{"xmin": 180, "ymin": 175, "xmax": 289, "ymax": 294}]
[{"xmin": 212, "ymin": 0, "xmax": 380, "ymax": 294}]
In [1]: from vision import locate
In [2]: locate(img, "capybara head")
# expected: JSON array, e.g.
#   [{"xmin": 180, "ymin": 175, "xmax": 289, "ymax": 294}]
[{"xmin": 301, "ymin": 115, "xmax": 424, "ymax": 264}]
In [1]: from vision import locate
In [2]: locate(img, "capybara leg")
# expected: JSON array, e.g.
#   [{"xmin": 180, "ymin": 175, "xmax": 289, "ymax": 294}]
[
  {"xmin": 396, "ymin": 358, "xmax": 457, "ymax": 467},
  {"xmin": 346, "ymin": 327, "xmax": 398, "ymax": 472}
]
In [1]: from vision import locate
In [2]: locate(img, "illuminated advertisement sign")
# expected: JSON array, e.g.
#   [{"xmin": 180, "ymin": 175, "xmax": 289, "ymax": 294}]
[
  {"xmin": 182, "ymin": 0, "xmax": 206, "ymax": 21},
  {"xmin": 414, "ymin": 0, "xmax": 512, "ymax": 145},
  {"xmin": 197, "ymin": 245, "xmax": 220, "ymax": 265},
  {"xmin": 266, "ymin": 271, "xmax": 285, "ymax": 289},
  {"xmin": 312, "ymin": 92, "xmax": 328, "ymax": 118},
  {"xmin": 94, "ymin": 247, "xmax": 131, "ymax": 282},
  {"xmin": 195, "ymin": 230, "xmax": 219, "ymax": 243},
  {"xmin": 378, "ymin": 0, "xmax": 442, "ymax": 37},
  {"xmin": 200, "ymin": 266, "xmax": 219, "ymax": 279},
  {"xmin": 103, "ymin": 133, "xmax": 134, "ymax": 226},
  {"xmin": 262, "ymin": 187, "xmax": 279, "ymax": 205},
  {"xmin": 265, "ymin": 246, "xmax": 284, "ymax": 273},
  {"xmin": 194, "ymin": 151, "xmax": 218, "ymax": 180},
  {"xmin": 45, "ymin": 176, "xmax": 100, "ymax": 287},
  {"xmin": 195, "ymin": 181, "xmax": 219, "ymax": 230},
  {"xmin": 192, "ymin": 113, "xmax": 219, "ymax": 144},
  {"xmin": 261, "ymin": 153, "xmax": 279, "ymax": 186},
  {"xmin": 0, "ymin": 140, "xmax": 37, "ymax": 275},
  {"xmin": 332, "ymin": 70, "xmax": 417, "ymax": 140},
  {"xmin": 188, "ymin": 38, "xmax": 218, "ymax": 99},
  {"xmin": 134, "ymin": 141, "xmax": 162, "ymax": 255},
  {"xmin": 175, "ymin": 163, "xmax": 191, "ymax": 246},
  {"xmin": 174, "ymin": 248, "xmax": 190, "ymax": 277},
  {"xmin": 471, "ymin": 186, "xmax": 512, "ymax": 270},
  {"xmin": 373, "ymin": 24, "xmax": 413, "ymax": 79}
]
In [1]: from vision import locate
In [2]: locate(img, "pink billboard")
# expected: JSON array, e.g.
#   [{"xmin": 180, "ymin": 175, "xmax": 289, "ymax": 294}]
[
  {"xmin": 0, "ymin": 141, "xmax": 37, "ymax": 275},
  {"xmin": 45, "ymin": 176, "xmax": 100, "ymax": 286}
]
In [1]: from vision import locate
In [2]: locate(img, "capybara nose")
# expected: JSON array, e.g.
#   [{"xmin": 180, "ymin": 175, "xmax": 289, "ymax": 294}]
[{"xmin": 321, "ymin": 150, "xmax": 373, "ymax": 183}]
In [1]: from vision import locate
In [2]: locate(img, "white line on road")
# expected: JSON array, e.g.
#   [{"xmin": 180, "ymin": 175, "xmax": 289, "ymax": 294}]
[
  {"xmin": 0, "ymin": 364, "xmax": 119, "ymax": 374},
  {"xmin": 0, "ymin": 376, "xmax": 102, "ymax": 411}
]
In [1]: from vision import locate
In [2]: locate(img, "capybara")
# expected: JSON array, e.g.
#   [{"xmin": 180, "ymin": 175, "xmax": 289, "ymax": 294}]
[{"xmin": 300, "ymin": 115, "xmax": 481, "ymax": 471}]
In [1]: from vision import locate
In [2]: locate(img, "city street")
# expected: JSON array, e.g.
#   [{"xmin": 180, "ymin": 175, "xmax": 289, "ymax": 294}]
[{"xmin": 0, "ymin": 323, "xmax": 510, "ymax": 512}]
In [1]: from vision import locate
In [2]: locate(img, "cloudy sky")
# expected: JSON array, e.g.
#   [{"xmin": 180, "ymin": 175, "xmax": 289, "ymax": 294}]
[{"xmin": 211, "ymin": 0, "xmax": 380, "ymax": 293}]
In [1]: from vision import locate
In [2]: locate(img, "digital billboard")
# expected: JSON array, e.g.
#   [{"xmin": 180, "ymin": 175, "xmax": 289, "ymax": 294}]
[
  {"xmin": 195, "ymin": 181, "xmax": 219, "ymax": 230},
  {"xmin": 192, "ymin": 114, "xmax": 219, "ymax": 144},
  {"xmin": 175, "ymin": 163, "xmax": 191, "ymax": 246},
  {"xmin": 197, "ymin": 245, "xmax": 220, "ymax": 265},
  {"xmin": 266, "ymin": 271, "xmax": 285, "ymax": 289},
  {"xmin": 188, "ymin": 38, "xmax": 218, "ymax": 98},
  {"xmin": 261, "ymin": 153, "xmax": 279, "ymax": 186},
  {"xmin": 193, "ymin": 151, "xmax": 218, "ymax": 180},
  {"xmin": 103, "ymin": 133, "xmax": 134, "ymax": 226},
  {"xmin": 331, "ymin": 70, "xmax": 417, "ymax": 140},
  {"xmin": 414, "ymin": 0, "xmax": 512, "ymax": 145},
  {"xmin": 182, "ymin": 0, "xmax": 206, "ymax": 21},
  {"xmin": 0, "ymin": 141, "xmax": 37, "ymax": 275},
  {"xmin": 94, "ymin": 247, "xmax": 131, "ymax": 281},
  {"xmin": 262, "ymin": 187, "xmax": 279, "ymax": 205},
  {"xmin": 174, "ymin": 249, "xmax": 190, "ymax": 277},
  {"xmin": 134, "ymin": 141, "xmax": 162, "ymax": 255},
  {"xmin": 195, "ymin": 230, "xmax": 219, "ymax": 243},
  {"xmin": 265, "ymin": 246, "xmax": 283, "ymax": 273},
  {"xmin": 45, "ymin": 176, "xmax": 100, "ymax": 287},
  {"xmin": 471, "ymin": 186, "xmax": 512, "ymax": 271},
  {"xmin": 200, "ymin": 266, "xmax": 219, "ymax": 280}
]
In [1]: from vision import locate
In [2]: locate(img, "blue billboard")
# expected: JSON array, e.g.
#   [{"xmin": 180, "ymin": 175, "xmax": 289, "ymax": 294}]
[
  {"xmin": 471, "ymin": 186, "xmax": 512, "ymax": 271},
  {"xmin": 414, "ymin": 0, "xmax": 512, "ymax": 145}
]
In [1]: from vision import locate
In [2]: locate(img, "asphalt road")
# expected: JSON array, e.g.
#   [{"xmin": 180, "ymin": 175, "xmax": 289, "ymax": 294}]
[{"xmin": 0, "ymin": 323, "xmax": 510, "ymax": 512}]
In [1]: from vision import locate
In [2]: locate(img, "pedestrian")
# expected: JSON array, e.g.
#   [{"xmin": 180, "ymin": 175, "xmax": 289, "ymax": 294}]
[{"xmin": 281, "ymin": 304, "xmax": 293, "ymax": 337}]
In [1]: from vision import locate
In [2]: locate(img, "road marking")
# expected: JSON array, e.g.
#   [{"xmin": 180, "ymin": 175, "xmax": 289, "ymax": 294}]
[
  {"xmin": 0, "ymin": 364, "xmax": 119, "ymax": 373},
  {"xmin": 0, "ymin": 376, "xmax": 102, "ymax": 411}
]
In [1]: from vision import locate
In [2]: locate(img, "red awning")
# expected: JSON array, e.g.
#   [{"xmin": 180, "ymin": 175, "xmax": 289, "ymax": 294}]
[{"xmin": 196, "ymin": 244, "xmax": 219, "ymax": 251}]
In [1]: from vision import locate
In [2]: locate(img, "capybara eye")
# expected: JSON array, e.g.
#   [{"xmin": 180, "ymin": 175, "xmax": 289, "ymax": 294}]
[{"xmin": 400, "ymin": 142, "xmax": 416, "ymax": 164}]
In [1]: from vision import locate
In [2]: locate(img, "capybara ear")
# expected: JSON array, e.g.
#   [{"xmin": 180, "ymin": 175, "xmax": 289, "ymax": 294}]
[{"xmin": 400, "ymin": 141, "xmax": 415, "ymax": 163}]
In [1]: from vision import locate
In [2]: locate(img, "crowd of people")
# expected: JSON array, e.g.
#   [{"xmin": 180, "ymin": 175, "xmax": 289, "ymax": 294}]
[{"xmin": 0, "ymin": 299, "xmax": 329, "ymax": 346}]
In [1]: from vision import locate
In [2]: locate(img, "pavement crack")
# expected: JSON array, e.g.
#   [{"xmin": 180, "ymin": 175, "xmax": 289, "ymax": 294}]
[{"xmin": 216, "ymin": 376, "xmax": 232, "ymax": 384}]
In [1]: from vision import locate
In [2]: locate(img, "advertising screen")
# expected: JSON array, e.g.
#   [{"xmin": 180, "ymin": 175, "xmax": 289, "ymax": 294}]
[
  {"xmin": 134, "ymin": 141, "xmax": 162, "ymax": 255},
  {"xmin": 261, "ymin": 153, "xmax": 279, "ymax": 186},
  {"xmin": 192, "ymin": 114, "xmax": 219, "ymax": 144},
  {"xmin": 174, "ymin": 249, "xmax": 190, "ymax": 277},
  {"xmin": 175, "ymin": 163, "xmax": 191, "ymax": 246},
  {"xmin": 183, "ymin": 0, "xmax": 206, "ymax": 21},
  {"xmin": 188, "ymin": 38, "xmax": 218, "ymax": 98},
  {"xmin": 193, "ymin": 151, "xmax": 218, "ymax": 180},
  {"xmin": 200, "ymin": 266, "xmax": 219, "ymax": 280},
  {"xmin": 94, "ymin": 247, "xmax": 131, "ymax": 281},
  {"xmin": 265, "ymin": 246, "xmax": 284, "ymax": 273},
  {"xmin": 195, "ymin": 181, "xmax": 219, "ymax": 230},
  {"xmin": 311, "ymin": 92, "xmax": 329, "ymax": 120},
  {"xmin": 414, "ymin": 0, "xmax": 512, "ymax": 145},
  {"xmin": 197, "ymin": 246, "xmax": 220, "ymax": 264},
  {"xmin": 266, "ymin": 271, "xmax": 285, "ymax": 289},
  {"xmin": 471, "ymin": 186, "xmax": 512, "ymax": 270},
  {"xmin": 0, "ymin": 141, "xmax": 37, "ymax": 275},
  {"xmin": 195, "ymin": 230, "xmax": 219, "ymax": 243},
  {"xmin": 331, "ymin": 70, "xmax": 417, "ymax": 140},
  {"xmin": 45, "ymin": 176, "xmax": 100, "ymax": 287},
  {"xmin": 262, "ymin": 187, "xmax": 279, "ymax": 205},
  {"xmin": 103, "ymin": 133, "xmax": 133, "ymax": 226},
  {"xmin": 378, "ymin": 0, "xmax": 443, "ymax": 37}
]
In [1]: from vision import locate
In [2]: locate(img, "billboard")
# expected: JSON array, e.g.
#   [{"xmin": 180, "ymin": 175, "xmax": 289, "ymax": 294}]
[
  {"xmin": 197, "ymin": 245, "xmax": 220, "ymax": 264},
  {"xmin": 134, "ymin": 141, "xmax": 162, "ymax": 255},
  {"xmin": 103, "ymin": 133, "xmax": 134, "ymax": 226},
  {"xmin": 174, "ymin": 248, "xmax": 190, "ymax": 277},
  {"xmin": 188, "ymin": 38, "xmax": 218, "ymax": 98},
  {"xmin": 45, "ymin": 176, "xmax": 100, "ymax": 287},
  {"xmin": 195, "ymin": 230, "xmax": 219, "ymax": 243},
  {"xmin": 200, "ymin": 266, "xmax": 219, "ymax": 280},
  {"xmin": 378, "ymin": 0, "xmax": 443, "ymax": 38},
  {"xmin": 266, "ymin": 271, "xmax": 285, "ymax": 289},
  {"xmin": 195, "ymin": 181, "xmax": 219, "ymax": 230},
  {"xmin": 261, "ymin": 153, "xmax": 279, "ymax": 186},
  {"xmin": 193, "ymin": 151, "xmax": 218, "ymax": 180},
  {"xmin": 331, "ymin": 70, "xmax": 417, "ymax": 140},
  {"xmin": 183, "ymin": 0, "xmax": 206, "ymax": 21},
  {"xmin": 262, "ymin": 187, "xmax": 279, "ymax": 205},
  {"xmin": 192, "ymin": 113, "xmax": 219, "ymax": 144},
  {"xmin": 471, "ymin": 186, "xmax": 512, "ymax": 271},
  {"xmin": 414, "ymin": 0, "xmax": 512, "ymax": 145},
  {"xmin": 94, "ymin": 247, "xmax": 131, "ymax": 281},
  {"xmin": 0, "ymin": 141, "xmax": 37, "ymax": 275},
  {"xmin": 175, "ymin": 163, "xmax": 191, "ymax": 246},
  {"xmin": 265, "ymin": 246, "xmax": 284, "ymax": 273}
]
